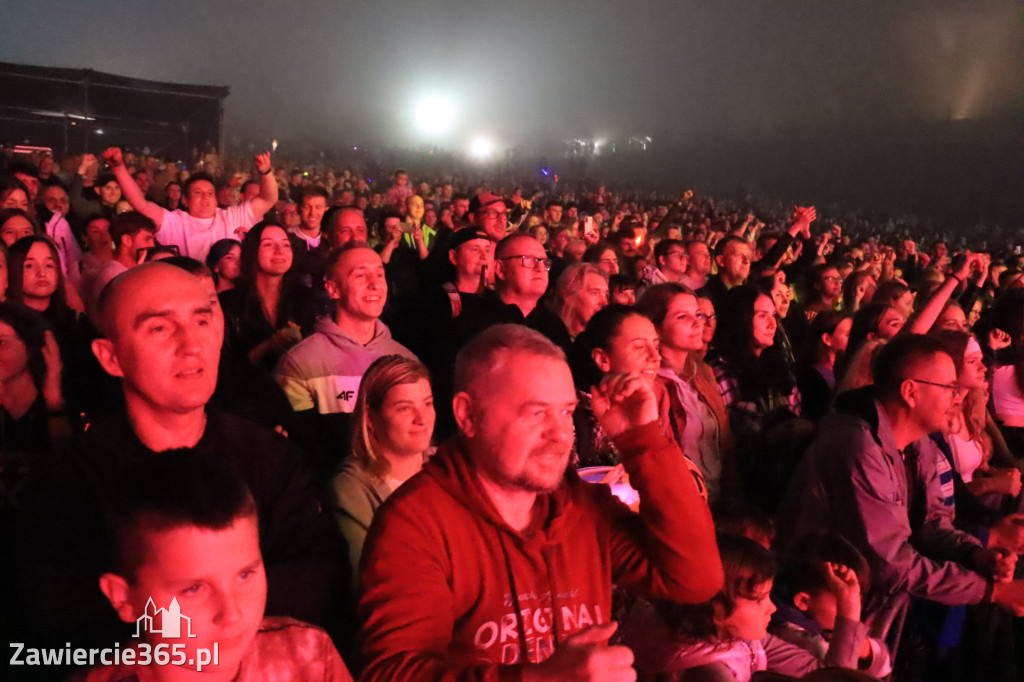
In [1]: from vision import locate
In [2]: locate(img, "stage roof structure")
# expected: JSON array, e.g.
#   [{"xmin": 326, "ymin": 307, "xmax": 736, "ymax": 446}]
[{"xmin": 0, "ymin": 61, "xmax": 229, "ymax": 160}]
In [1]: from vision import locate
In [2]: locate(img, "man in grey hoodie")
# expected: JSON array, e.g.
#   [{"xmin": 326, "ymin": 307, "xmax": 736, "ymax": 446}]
[
  {"xmin": 781, "ymin": 334, "xmax": 1024, "ymax": 656},
  {"xmin": 275, "ymin": 242, "xmax": 416, "ymax": 472}
]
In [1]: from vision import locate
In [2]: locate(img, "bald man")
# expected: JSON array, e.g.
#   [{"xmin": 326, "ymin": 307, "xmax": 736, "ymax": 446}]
[{"xmin": 16, "ymin": 263, "xmax": 345, "ymax": 658}]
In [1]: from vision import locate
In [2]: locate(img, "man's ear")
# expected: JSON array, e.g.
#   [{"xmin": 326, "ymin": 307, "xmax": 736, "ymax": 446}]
[
  {"xmin": 493, "ymin": 259, "xmax": 507, "ymax": 282},
  {"xmin": 792, "ymin": 591, "xmax": 812, "ymax": 613},
  {"xmin": 899, "ymin": 378, "xmax": 918, "ymax": 408},
  {"xmin": 91, "ymin": 338, "xmax": 124, "ymax": 379},
  {"xmin": 715, "ymin": 254, "xmax": 725, "ymax": 269},
  {"xmin": 821, "ymin": 332, "xmax": 833, "ymax": 349},
  {"xmin": 324, "ymin": 277, "xmax": 341, "ymax": 301},
  {"xmin": 591, "ymin": 347, "xmax": 612, "ymax": 374},
  {"xmin": 99, "ymin": 573, "xmax": 137, "ymax": 624},
  {"xmin": 452, "ymin": 391, "xmax": 477, "ymax": 438},
  {"xmin": 448, "ymin": 250, "xmax": 459, "ymax": 267}
]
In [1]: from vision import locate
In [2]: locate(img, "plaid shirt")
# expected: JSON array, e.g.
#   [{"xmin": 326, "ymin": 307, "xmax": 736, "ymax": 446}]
[{"xmin": 709, "ymin": 356, "xmax": 802, "ymax": 446}]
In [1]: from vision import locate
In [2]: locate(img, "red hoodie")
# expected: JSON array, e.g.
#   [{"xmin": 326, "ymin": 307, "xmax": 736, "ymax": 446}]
[{"xmin": 358, "ymin": 422, "xmax": 723, "ymax": 681}]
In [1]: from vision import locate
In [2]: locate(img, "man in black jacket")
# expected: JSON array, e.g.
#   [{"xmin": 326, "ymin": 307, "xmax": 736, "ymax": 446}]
[{"xmin": 10, "ymin": 263, "xmax": 345, "ymax": 674}]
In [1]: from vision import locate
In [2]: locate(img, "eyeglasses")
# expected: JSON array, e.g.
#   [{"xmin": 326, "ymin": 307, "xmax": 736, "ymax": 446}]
[
  {"xmin": 480, "ymin": 210, "xmax": 509, "ymax": 220},
  {"xmin": 500, "ymin": 255, "xmax": 552, "ymax": 271},
  {"xmin": 910, "ymin": 378, "xmax": 967, "ymax": 398},
  {"xmin": 824, "ymin": 276, "xmax": 845, "ymax": 283},
  {"xmin": 665, "ymin": 251, "xmax": 688, "ymax": 259}
]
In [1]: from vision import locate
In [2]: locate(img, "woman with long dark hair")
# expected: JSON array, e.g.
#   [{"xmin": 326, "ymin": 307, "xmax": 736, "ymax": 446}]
[
  {"xmin": 638, "ymin": 284, "xmax": 736, "ymax": 506},
  {"xmin": 219, "ymin": 220, "xmax": 315, "ymax": 370},
  {"xmin": 709, "ymin": 285, "xmax": 807, "ymax": 512},
  {"xmin": 5, "ymin": 236, "xmax": 105, "ymax": 415}
]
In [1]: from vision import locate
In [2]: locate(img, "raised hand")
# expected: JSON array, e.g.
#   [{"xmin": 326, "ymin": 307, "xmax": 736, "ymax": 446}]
[
  {"xmin": 989, "ymin": 328, "xmax": 1012, "ymax": 351},
  {"xmin": 590, "ymin": 373, "xmax": 659, "ymax": 439},
  {"xmin": 41, "ymin": 330, "xmax": 64, "ymax": 411},
  {"xmin": 254, "ymin": 151, "xmax": 272, "ymax": 175},
  {"xmin": 101, "ymin": 147, "xmax": 124, "ymax": 169},
  {"xmin": 824, "ymin": 562, "xmax": 862, "ymax": 622}
]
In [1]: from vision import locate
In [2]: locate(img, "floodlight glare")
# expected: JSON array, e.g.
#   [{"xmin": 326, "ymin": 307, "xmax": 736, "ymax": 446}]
[
  {"xmin": 414, "ymin": 94, "xmax": 456, "ymax": 136},
  {"xmin": 469, "ymin": 136, "xmax": 495, "ymax": 159}
]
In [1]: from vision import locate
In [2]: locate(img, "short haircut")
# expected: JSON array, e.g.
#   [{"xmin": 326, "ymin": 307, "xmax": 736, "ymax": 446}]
[
  {"xmin": 871, "ymin": 333, "xmax": 952, "ymax": 400},
  {"xmin": 183, "ymin": 172, "xmax": 216, "ymax": 196},
  {"xmin": 109, "ymin": 211, "xmax": 156, "ymax": 248},
  {"xmin": 494, "ymin": 233, "xmax": 537, "ymax": 260},
  {"xmin": 326, "ymin": 240, "xmax": 376, "ymax": 276},
  {"xmin": 454, "ymin": 323, "xmax": 565, "ymax": 394},
  {"xmin": 653, "ymin": 238, "xmax": 684, "ymax": 266},
  {"xmin": 715, "ymin": 235, "xmax": 747, "ymax": 258},
  {"xmin": 162, "ymin": 255, "xmax": 214, "ymax": 280},
  {"xmin": 300, "ymin": 185, "xmax": 330, "ymax": 204},
  {"xmin": 105, "ymin": 450, "xmax": 257, "ymax": 580}
]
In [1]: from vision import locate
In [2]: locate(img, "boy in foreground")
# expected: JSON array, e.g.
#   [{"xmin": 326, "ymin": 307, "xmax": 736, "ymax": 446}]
[{"xmin": 80, "ymin": 451, "xmax": 352, "ymax": 682}]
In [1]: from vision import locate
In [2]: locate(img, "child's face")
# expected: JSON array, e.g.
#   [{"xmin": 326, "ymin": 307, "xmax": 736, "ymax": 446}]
[
  {"xmin": 123, "ymin": 517, "xmax": 266, "ymax": 676},
  {"xmin": 797, "ymin": 588, "xmax": 839, "ymax": 633},
  {"xmin": 720, "ymin": 579, "xmax": 775, "ymax": 641}
]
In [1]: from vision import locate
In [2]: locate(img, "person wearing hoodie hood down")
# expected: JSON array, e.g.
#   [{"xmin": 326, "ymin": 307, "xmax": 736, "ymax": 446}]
[
  {"xmin": 274, "ymin": 243, "xmax": 416, "ymax": 474},
  {"xmin": 359, "ymin": 324, "xmax": 723, "ymax": 681}
]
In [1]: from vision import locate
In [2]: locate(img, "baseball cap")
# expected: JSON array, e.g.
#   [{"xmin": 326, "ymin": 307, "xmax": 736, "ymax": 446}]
[{"xmin": 449, "ymin": 228, "xmax": 493, "ymax": 251}]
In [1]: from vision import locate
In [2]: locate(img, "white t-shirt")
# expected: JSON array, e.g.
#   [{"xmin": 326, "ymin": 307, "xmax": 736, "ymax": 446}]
[{"xmin": 157, "ymin": 202, "xmax": 257, "ymax": 261}]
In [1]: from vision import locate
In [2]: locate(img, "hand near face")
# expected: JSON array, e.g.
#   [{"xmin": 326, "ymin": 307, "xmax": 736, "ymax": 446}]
[
  {"xmin": 590, "ymin": 372, "xmax": 659, "ymax": 439},
  {"xmin": 989, "ymin": 328, "xmax": 1012, "ymax": 351},
  {"xmin": 41, "ymin": 330, "xmax": 64, "ymax": 410}
]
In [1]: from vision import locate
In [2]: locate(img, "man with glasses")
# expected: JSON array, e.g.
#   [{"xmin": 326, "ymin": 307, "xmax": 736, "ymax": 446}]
[
  {"xmin": 473, "ymin": 191, "xmax": 511, "ymax": 242},
  {"xmin": 783, "ymin": 334, "xmax": 1024, "ymax": 653},
  {"xmin": 637, "ymin": 239, "xmax": 689, "ymax": 297},
  {"xmin": 453, "ymin": 234, "xmax": 572, "ymax": 356}
]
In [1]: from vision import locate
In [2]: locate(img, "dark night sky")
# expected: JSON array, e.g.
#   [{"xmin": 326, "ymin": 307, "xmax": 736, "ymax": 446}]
[{"xmin": 1, "ymin": 0, "xmax": 1019, "ymax": 151}]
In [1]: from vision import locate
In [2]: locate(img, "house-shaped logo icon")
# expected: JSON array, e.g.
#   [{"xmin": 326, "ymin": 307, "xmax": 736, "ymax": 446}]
[{"xmin": 133, "ymin": 597, "xmax": 197, "ymax": 639}]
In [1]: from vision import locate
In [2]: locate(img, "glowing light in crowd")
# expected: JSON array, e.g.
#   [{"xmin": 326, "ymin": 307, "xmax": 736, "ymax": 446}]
[
  {"xmin": 414, "ymin": 94, "xmax": 457, "ymax": 136},
  {"xmin": 469, "ymin": 136, "xmax": 495, "ymax": 159}
]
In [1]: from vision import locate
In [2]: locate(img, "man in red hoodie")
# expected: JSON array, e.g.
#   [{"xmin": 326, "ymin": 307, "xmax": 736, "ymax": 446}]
[{"xmin": 359, "ymin": 324, "xmax": 723, "ymax": 681}]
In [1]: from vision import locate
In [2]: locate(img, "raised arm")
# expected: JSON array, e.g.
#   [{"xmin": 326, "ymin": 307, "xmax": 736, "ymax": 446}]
[
  {"xmin": 247, "ymin": 151, "xmax": 279, "ymax": 220},
  {"xmin": 593, "ymin": 372, "xmax": 724, "ymax": 603},
  {"xmin": 101, "ymin": 147, "xmax": 165, "ymax": 227},
  {"xmin": 906, "ymin": 253, "xmax": 974, "ymax": 334}
]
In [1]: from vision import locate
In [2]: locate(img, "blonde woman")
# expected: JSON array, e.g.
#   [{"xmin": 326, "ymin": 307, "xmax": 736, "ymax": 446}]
[
  {"xmin": 332, "ymin": 355, "xmax": 435, "ymax": 582},
  {"xmin": 552, "ymin": 262, "xmax": 609, "ymax": 340}
]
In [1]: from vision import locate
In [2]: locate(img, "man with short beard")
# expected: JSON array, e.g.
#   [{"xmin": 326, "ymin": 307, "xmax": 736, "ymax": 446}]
[{"xmin": 359, "ymin": 324, "xmax": 722, "ymax": 680}]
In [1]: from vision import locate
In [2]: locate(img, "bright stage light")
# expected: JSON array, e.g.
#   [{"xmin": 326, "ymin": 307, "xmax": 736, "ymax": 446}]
[
  {"xmin": 414, "ymin": 94, "xmax": 457, "ymax": 136},
  {"xmin": 469, "ymin": 136, "xmax": 495, "ymax": 159}
]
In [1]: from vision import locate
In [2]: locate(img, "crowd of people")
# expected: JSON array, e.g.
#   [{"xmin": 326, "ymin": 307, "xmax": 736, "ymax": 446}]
[{"xmin": 2, "ymin": 143, "xmax": 1024, "ymax": 682}]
